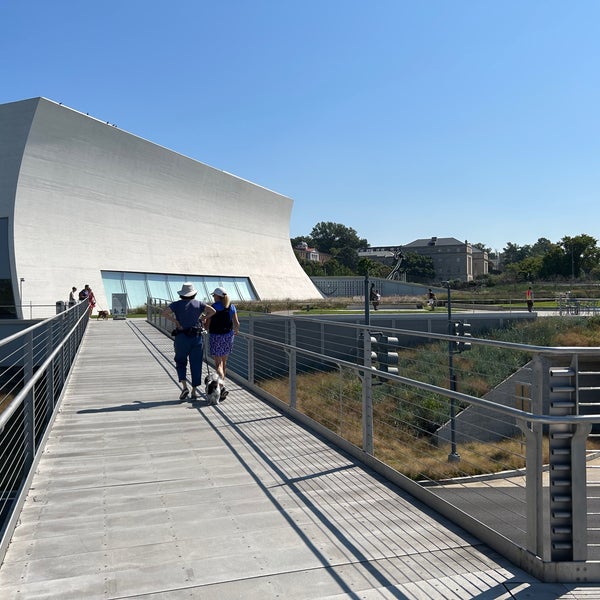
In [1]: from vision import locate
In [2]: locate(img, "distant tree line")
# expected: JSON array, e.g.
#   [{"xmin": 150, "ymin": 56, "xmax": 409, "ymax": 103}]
[{"xmin": 292, "ymin": 223, "xmax": 600, "ymax": 284}]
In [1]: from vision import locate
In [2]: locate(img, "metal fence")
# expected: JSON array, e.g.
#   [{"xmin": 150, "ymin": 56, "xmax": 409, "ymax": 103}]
[
  {"xmin": 153, "ymin": 301, "xmax": 600, "ymax": 581},
  {"xmin": 0, "ymin": 302, "xmax": 89, "ymax": 559}
]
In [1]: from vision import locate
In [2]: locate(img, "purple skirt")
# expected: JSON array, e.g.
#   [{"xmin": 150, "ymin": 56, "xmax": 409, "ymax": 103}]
[{"xmin": 209, "ymin": 331, "xmax": 235, "ymax": 357}]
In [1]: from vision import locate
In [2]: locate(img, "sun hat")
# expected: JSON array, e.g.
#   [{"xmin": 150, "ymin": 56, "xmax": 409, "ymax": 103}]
[
  {"xmin": 177, "ymin": 282, "xmax": 197, "ymax": 298},
  {"xmin": 212, "ymin": 287, "xmax": 227, "ymax": 297}
]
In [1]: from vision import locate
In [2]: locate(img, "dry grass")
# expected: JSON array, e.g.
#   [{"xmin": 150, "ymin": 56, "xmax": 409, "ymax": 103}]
[
  {"xmin": 259, "ymin": 368, "xmax": 600, "ymax": 481},
  {"xmin": 0, "ymin": 394, "xmax": 13, "ymax": 415}
]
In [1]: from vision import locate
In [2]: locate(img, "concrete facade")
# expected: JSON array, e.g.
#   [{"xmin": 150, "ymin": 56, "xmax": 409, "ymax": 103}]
[
  {"xmin": 0, "ymin": 98, "xmax": 321, "ymax": 318},
  {"xmin": 403, "ymin": 237, "xmax": 474, "ymax": 282}
]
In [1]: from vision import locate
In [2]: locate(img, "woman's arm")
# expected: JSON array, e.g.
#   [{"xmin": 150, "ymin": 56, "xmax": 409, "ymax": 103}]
[{"xmin": 202, "ymin": 305, "xmax": 217, "ymax": 329}]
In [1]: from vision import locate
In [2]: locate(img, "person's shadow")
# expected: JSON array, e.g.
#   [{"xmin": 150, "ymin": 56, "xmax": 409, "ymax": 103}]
[{"xmin": 77, "ymin": 397, "xmax": 209, "ymax": 413}]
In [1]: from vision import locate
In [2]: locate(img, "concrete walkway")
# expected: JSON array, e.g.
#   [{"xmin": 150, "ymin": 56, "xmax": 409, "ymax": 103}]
[{"xmin": 0, "ymin": 320, "xmax": 597, "ymax": 598}]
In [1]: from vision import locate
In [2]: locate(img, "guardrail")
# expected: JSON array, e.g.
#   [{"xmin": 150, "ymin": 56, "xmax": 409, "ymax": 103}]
[
  {"xmin": 148, "ymin": 299, "xmax": 600, "ymax": 581},
  {"xmin": 0, "ymin": 302, "xmax": 89, "ymax": 560}
]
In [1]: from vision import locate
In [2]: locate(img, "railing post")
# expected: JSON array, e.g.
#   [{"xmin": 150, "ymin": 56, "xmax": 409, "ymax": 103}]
[
  {"xmin": 46, "ymin": 320, "xmax": 55, "ymax": 416},
  {"xmin": 572, "ymin": 421, "xmax": 592, "ymax": 561},
  {"xmin": 525, "ymin": 354, "xmax": 546, "ymax": 559},
  {"xmin": 289, "ymin": 319, "xmax": 297, "ymax": 409},
  {"xmin": 248, "ymin": 315, "xmax": 255, "ymax": 385},
  {"xmin": 362, "ymin": 327, "xmax": 374, "ymax": 455}
]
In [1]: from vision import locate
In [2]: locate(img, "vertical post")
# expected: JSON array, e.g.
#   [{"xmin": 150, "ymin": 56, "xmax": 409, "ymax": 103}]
[
  {"xmin": 447, "ymin": 283, "xmax": 460, "ymax": 462},
  {"xmin": 526, "ymin": 354, "xmax": 546, "ymax": 559},
  {"xmin": 364, "ymin": 273, "xmax": 370, "ymax": 325},
  {"xmin": 289, "ymin": 319, "xmax": 297, "ymax": 409},
  {"xmin": 362, "ymin": 326, "xmax": 374, "ymax": 455},
  {"xmin": 46, "ymin": 321, "xmax": 56, "ymax": 415},
  {"xmin": 571, "ymin": 422, "xmax": 592, "ymax": 561},
  {"xmin": 248, "ymin": 315, "xmax": 255, "ymax": 385}
]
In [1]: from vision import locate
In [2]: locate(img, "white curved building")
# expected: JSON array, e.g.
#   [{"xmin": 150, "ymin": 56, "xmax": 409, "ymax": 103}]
[{"xmin": 0, "ymin": 98, "xmax": 321, "ymax": 318}]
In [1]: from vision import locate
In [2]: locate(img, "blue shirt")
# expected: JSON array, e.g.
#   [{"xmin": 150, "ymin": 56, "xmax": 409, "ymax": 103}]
[
  {"xmin": 168, "ymin": 299, "xmax": 207, "ymax": 329},
  {"xmin": 211, "ymin": 300, "xmax": 237, "ymax": 315}
]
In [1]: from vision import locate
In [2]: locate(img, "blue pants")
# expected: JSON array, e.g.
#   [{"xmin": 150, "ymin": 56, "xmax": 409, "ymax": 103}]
[{"xmin": 173, "ymin": 333, "xmax": 203, "ymax": 387}]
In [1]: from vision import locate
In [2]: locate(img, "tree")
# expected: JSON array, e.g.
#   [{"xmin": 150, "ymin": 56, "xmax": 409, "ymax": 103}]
[
  {"xmin": 297, "ymin": 258, "xmax": 325, "ymax": 276},
  {"xmin": 358, "ymin": 258, "xmax": 390, "ymax": 278},
  {"xmin": 530, "ymin": 237, "xmax": 553, "ymax": 256},
  {"xmin": 402, "ymin": 252, "xmax": 435, "ymax": 283},
  {"xmin": 502, "ymin": 242, "xmax": 531, "ymax": 265},
  {"xmin": 473, "ymin": 242, "xmax": 492, "ymax": 254},
  {"xmin": 539, "ymin": 244, "xmax": 566, "ymax": 279},
  {"xmin": 333, "ymin": 247, "xmax": 360, "ymax": 271},
  {"xmin": 561, "ymin": 234, "xmax": 600, "ymax": 279},
  {"xmin": 322, "ymin": 258, "xmax": 354, "ymax": 276},
  {"xmin": 310, "ymin": 222, "xmax": 368, "ymax": 254},
  {"xmin": 513, "ymin": 255, "xmax": 543, "ymax": 281}
]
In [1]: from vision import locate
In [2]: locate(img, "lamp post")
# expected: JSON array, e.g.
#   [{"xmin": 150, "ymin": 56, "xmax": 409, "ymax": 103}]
[{"xmin": 571, "ymin": 246, "xmax": 575, "ymax": 281}]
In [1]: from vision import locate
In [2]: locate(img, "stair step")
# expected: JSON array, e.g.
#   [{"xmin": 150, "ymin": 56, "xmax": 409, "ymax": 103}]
[
  {"xmin": 551, "ymin": 480, "xmax": 571, "ymax": 487},
  {"xmin": 551, "ymin": 448, "xmax": 570, "ymax": 455},
  {"xmin": 552, "ymin": 511, "xmax": 572, "ymax": 519},
  {"xmin": 552, "ymin": 527, "xmax": 572, "ymax": 534},
  {"xmin": 551, "ymin": 432, "xmax": 573, "ymax": 439},
  {"xmin": 551, "ymin": 464, "xmax": 571, "ymax": 471},
  {"xmin": 550, "ymin": 368, "xmax": 575, "ymax": 377},
  {"xmin": 552, "ymin": 542, "xmax": 573, "ymax": 550},
  {"xmin": 551, "ymin": 495, "xmax": 571, "ymax": 503},
  {"xmin": 551, "ymin": 401, "xmax": 576, "ymax": 408},
  {"xmin": 551, "ymin": 386, "xmax": 575, "ymax": 393}
]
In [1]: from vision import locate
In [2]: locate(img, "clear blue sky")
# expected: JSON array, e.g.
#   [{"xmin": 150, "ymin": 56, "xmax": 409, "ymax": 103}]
[{"xmin": 2, "ymin": 1, "xmax": 599, "ymax": 253}]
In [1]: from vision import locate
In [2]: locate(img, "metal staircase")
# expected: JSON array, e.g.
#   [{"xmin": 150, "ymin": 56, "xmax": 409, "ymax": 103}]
[{"xmin": 547, "ymin": 358, "xmax": 600, "ymax": 561}]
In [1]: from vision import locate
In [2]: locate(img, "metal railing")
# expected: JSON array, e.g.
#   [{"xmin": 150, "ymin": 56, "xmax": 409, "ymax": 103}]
[
  {"xmin": 148, "ymin": 300, "xmax": 600, "ymax": 582},
  {"xmin": 0, "ymin": 302, "xmax": 89, "ymax": 559}
]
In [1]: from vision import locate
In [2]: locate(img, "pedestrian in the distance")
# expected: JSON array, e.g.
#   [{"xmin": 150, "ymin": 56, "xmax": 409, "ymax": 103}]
[
  {"xmin": 161, "ymin": 283, "xmax": 216, "ymax": 400},
  {"xmin": 68, "ymin": 286, "xmax": 77, "ymax": 307},
  {"xmin": 85, "ymin": 284, "xmax": 96, "ymax": 314},
  {"xmin": 526, "ymin": 287, "xmax": 534, "ymax": 312},
  {"xmin": 427, "ymin": 288, "xmax": 436, "ymax": 311},
  {"xmin": 369, "ymin": 283, "xmax": 380, "ymax": 310}
]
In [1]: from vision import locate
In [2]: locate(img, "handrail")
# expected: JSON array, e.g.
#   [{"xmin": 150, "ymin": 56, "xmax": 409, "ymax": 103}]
[
  {"xmin": 0, "ymin": 306, "xmax": 89, "ymax": 432},
  {"xmin": 239, "ymin": 329, "xmax": 600, "ymax": 426},
  {"xmin": 0, "ymin": 300, "xmax": 89, "ymax": 563}
]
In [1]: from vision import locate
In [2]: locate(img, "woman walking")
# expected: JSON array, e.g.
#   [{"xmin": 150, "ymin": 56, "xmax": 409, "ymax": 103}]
[
  {"xmin": 205, "ymin": 287, "xmax": 240, "ymax": 400},
  {"xmin": 162, "ymin": 283, "xmax": 216, "ymax": 400}
]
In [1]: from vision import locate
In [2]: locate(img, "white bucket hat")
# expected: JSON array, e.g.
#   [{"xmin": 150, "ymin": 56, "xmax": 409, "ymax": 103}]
[
  {"xmin": 212, "ymin": 287, "xmax": 227, "ymax": 297},
  {"xmin": 177, "ymin": 282, "xmax": 197, "ymax": 298}
]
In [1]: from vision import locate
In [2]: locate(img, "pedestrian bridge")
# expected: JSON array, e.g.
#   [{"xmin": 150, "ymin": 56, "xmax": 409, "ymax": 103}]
[{"xmin": 0, "ymin": 315, "xmax": 599, "ymax": 598}]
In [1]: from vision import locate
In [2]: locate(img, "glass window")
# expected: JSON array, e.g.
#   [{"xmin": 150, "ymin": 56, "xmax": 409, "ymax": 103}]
[
  {"xmin": 100, "ymin": 271, "xmax": 257, "ymax": 307},
  {"xmin": 123, "ymin": 273, "xmax": 149, "ymax": 309},
  {"xmin": 101, "ymin": 272, "xmax": 124, "ymax": 308},
  {"xmin": 197, "ymin": 280, "xmax": 213, "ymax": 302},
  {"xmin": 146, "ymin": 274, "xmax": 170, "ymax": 302},
  {"xmin": 167, "ymin": 275, "xmax": 186, "ymax": 300},
  {"xmin": 231, "ymin": 278, "xmax": 256, "ymax": 301},
  {"xmin": 186, "ymin": 277, "xmax": 209, "ymax": 302}
]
